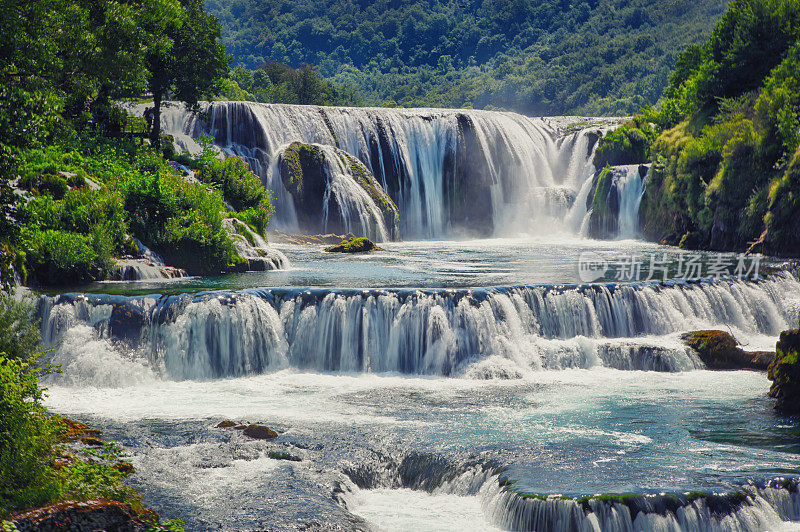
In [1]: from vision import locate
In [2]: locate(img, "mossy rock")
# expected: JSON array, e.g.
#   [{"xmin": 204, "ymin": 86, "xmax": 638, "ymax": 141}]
[
  {"xmin": 767, "ymin": 329, "xmax": 800, "ymax": 413},
  {"xmin": 325, "ymin": 237, "xmax": 383, "ymax": 253},
  {"xmin": 335, "ymin": 150, "xmax": 400, "ymax": 239},
  {"xmin": 681, "ymin": 330, "xmax": 773, "ymax": 370},
  {"xmin": 277, "ymin": 142, "xmax": 399, "ymax": 239},
  {"xmin": 242, "ymin": 424, "xmax": 278, "ymax": 440}
]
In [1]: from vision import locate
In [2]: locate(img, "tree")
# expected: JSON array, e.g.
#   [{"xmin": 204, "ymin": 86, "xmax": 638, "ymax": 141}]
[{"xmin": 146, "ymin": 0, "xmax": 229, "ymax": 148}]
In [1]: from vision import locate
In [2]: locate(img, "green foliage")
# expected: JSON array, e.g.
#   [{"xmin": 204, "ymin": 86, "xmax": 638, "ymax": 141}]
[
  {"xmin": 594, "ymin": 119, "xmax": 656, "ymax": 167},
  {"xmin": 220, "ymin": 63, "xmax": 358, "ymax": 106},
  {"xmin": 197, "ymin": 153, "xmax": 273, "ymax": 218},
  {"xmin": 0, "ymin": 294, "xmax": 43, "ymax": 364},
  {"xmin": 209, "ymin": 0, "xmax": 729, "ymax": 115},
  {"xmin": 633, "ymin": 0, "xmax": 800, "ymax": 255},
  {"xmin": 121, "ymin": 160, "xmax": 241, "ymax": 275},
  {"xmin": 0, "ymin": 355, "xmax": 60, "ymax": 517},
  {"xmin": 23, "ymin": 229, "xmax": 112, "ymax": 286},
  {"xmin": 60, "ymin": 443, "xmax": 138, "ymax": 503}
]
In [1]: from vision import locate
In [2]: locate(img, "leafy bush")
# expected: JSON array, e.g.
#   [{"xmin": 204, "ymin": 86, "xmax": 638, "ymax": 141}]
[
  {"xmin": 0, "ymin": 355, "xmax": 60, "ymax": 517},
  {"xmin": 0, "ymin": 293, "xmax": 42, "ymax": 364},
  {"xmin": 594, "ymin": 119, "xmax": 656, "ymax": 168},
  {"xmin": 122, "ymin": 167, "xmax": 241, "ymax": 275},
  {"xmin": 197, "ymin": 155, "xmax": 272, "ymax": 215},
  {"xmin": 23, "ymin": 229, "xmax": 111, "ymax": 286}
]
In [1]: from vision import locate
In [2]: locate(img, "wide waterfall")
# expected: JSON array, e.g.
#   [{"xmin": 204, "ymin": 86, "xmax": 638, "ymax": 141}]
[
  {"xmin": 39, "ymin": 272, "xmax": 800, "ymax": 384},
  {"xmin": 150, "ymin": 102, "xmax": 609, "ymax": 240}
]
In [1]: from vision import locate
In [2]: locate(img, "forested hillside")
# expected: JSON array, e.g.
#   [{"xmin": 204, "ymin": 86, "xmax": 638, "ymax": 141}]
[
  {"xmin": 209, "ymin": 0, "xmax": 729, "ymax": 114},
  {"xmin": 593, "ymin": 0, "xmax": 800, "ymax": 256}
]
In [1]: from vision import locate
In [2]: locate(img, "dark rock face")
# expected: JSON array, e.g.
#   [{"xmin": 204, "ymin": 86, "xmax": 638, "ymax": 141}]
[
  {"xmin": 242, "ymin": 424, "xmax": 278, "ymax": 440},
  {"xmin": 10, "ymin": 500, "xmax": 145, "ymax": 532},
  {"xmin": 681, "ymin": 330, "xmax": 774, "ymax": 370},
  {"xmin": 768, "ymin": 329, "xmax": 800, "ymax": 413},
  {"xmin": 443, "ymin": 114, "xmax": 496, "ymax": 237},
  {"xmin": 108, "ymin": 302, "xmax": 148, "ymax": 346},
  {"xmin": 585, "ymin": 164, "xmax": 648, "ymax": 239}
]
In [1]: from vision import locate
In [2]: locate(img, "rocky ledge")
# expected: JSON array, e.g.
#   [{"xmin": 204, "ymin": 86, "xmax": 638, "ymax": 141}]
[
  {"xmin": 768, "ymin": 329, "xmax": 800, "ymax": 414},
  {"xmin": 681, "ymin": 330, "xmax": 774, "ymax": 370}
]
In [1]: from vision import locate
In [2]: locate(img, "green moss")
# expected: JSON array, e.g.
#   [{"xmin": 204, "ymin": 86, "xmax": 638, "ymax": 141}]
[
  {"xmin": 324, "ymin": 237, "xmax": 382, "ymax": 253},
  {"xmin": 338, "ymin": 151, "xmax": 399, "ymax": 229}
]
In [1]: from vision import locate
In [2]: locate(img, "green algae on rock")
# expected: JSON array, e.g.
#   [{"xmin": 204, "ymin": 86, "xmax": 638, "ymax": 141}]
[
  {"xmin": 768, "ymin": 329, "xmax": 800, "ymax": 413},
  {"xmin": 324, "ymin": 237, "xmax": 383, "ymax": 253}
]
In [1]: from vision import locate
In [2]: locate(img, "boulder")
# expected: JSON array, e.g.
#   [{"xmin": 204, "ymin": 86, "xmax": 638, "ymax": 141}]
[
  {"xmin": 768, "ymin": 329, "xmax": 800, "ymax": 414},
  {"xmin": 681, "ymin": 330, "xmax": 774, "ymax": 370},
  {"xmin": 242, "ymin": 424, "xmax": 278, "ymax": 440},
  {"xmin": 277, "ymin": 142, "xmax": 399, "ymax": 240},
  {"xmin": 324, "ymin": 237, "xmax": 382, "ymax": 253},
  {"xmin": 216, "ymin": 419, "xmax": 237, "ymax": 428},
  {"xmin": 10, "ymin": 500, "xmax": 146, "ymax": 532}
]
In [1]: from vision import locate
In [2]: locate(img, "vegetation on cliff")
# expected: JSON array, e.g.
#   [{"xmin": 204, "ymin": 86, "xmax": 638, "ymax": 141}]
[
  {"xmin": 208, "ymin": 0, "xmax": 729, "ymax": 115},
  {"xmin": 768, "ymin": 329, "xmax": 800, "ymax": 413},
  {"xmin": 0, "ymin": 0, "xmax": 275, "ymax": 286},
  {"xmin": 594, "ymin": 0, "xmax": 800, "ymax": 255}
]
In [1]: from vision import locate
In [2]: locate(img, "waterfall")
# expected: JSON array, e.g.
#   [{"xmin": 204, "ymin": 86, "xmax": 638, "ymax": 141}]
[
  {"xmin": 38, "ymin": 273, "xmax": 800, "ymax": 383},
  {"xmin": 342, "ymin": 450, "xmax": 800, "ymax": 532},
  {"xmin": 616, "ymin": 165, "xmax": 647, "ymax": 239},
  {"xmin": 144, "ymin": 102, "xmax": 608, "ymax": 240}
]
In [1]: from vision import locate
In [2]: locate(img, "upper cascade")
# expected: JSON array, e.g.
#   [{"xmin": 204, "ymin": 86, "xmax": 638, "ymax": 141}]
[{"xmin": 148, "ymin": 101, "xmax": 614, "ymax": 240}]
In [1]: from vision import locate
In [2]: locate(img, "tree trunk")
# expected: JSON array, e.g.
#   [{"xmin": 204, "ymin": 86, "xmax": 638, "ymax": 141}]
[{"xmin": 150, "ymin": 92, "xmax": 162, "ymax": 150}]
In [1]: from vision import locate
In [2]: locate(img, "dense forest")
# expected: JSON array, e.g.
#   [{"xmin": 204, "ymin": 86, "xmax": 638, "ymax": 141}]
[
  {"xmin": 592, "ymin": 0, "xmax": 800, "ymax": 256},
  {"xmin": 209, "ymin": 0, "xmax": 729, "ymax": 114}
]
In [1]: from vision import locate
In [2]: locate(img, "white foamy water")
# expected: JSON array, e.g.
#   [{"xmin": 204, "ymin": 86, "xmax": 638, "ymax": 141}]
[{"xmin": 145, "ymin": 102, "xmax": 615, "ymax": 240}]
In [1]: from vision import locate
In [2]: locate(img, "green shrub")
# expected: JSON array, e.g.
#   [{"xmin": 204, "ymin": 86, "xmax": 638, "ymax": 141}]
[
  {"xmin": 594, "ymin": 119, "xmax": 656, "ymax": 168},
  {"xmin": 122, "ymin": 169, "xmax": 241, "ymax": 275},
  {"xmin": 196, "ymin": 154, "xmax": 274, "ymax": 235},
  {"xmin": 0, "ymin": 355, "xmax": 60, "ymax": 517},
  {"xmin": 23, "ymin": 229, "xmax": 111, "ymax": 286},
  {"xmin": 0, "ymin": 293, "xmax": 42, "ymax": 364}
]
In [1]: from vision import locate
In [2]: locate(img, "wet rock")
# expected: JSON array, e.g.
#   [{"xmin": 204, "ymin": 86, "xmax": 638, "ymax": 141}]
[
  {"xmin": 768, "ymin": 329, "xmax": 800, "ymax": 413},
  {"xmin": 681, "ymin": 330, "xmax": 774, "ymax": 370},
  {"xmin": 81, "ymin": 436, "xmax": 105, "ymax": 447},
  {"xmin": 10, "ymin": 500, "xmax": 145, "ymax": 531},
  {"xmin": 114, "ymin": 462, "xmax": 135, "ymax": 475},
  {"xmin": 216, "ymin": 419, "xmax": 237, "ymax": 428},
  {"xmin": 325, "ymin": 237, "xmax": 382, "ymax": 253},
  {"xmin": 242, "ymin": 424, "xmax": 278, "ymax": 440},
  {"xmin": 61, "ymin": 418, "xmax": 102, "ymax": 441},
  {"xmin": 277, "ymin": 142, "xmax": 399, "ymax": 239}
]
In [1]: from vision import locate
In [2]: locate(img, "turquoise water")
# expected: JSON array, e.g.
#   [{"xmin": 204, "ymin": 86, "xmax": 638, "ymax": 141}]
[{"xmin": 39, "ymin": 237, "xmax": 800, "ymax": 530}]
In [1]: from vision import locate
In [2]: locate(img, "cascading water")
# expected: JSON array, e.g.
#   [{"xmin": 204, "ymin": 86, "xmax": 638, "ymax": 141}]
[
  {"xmin": 149, "ymin": 102, "xmax": 609, "ymax": 240},
  {"xmin": 38, "ymin": 272, "xmax": 800, "ymax": 384},
  {"xmin": 615, "ymin": 165, "xmax": 647, "ymax": 239}
]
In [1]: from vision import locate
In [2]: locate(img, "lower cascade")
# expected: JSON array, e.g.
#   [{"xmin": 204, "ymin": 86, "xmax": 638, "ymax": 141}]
[
  {"xmin": 340, "ymin": 450, "xmax": 800, "ymax": 532},
  {"xmin": 39, "ymin": 272, "xmax": 800, "ymax": 383}
]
